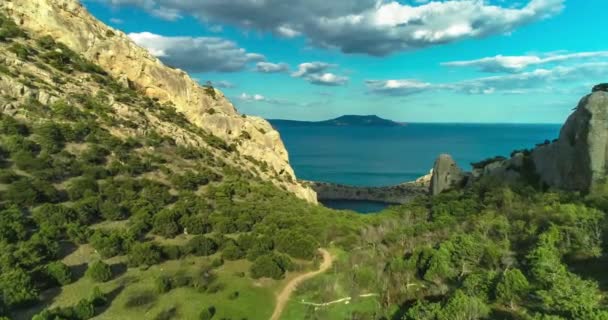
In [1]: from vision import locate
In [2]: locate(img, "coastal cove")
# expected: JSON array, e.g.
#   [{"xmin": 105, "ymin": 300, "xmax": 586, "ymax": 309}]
[{"xmin": 271, "ymin": 120, "xmax": 562, "ymax": 213}]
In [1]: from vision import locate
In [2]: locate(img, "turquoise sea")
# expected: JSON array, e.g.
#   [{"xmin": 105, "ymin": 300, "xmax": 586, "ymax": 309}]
[{"xmin": 270, "ymin": 122, "xmax": 562, "ymax": 212}]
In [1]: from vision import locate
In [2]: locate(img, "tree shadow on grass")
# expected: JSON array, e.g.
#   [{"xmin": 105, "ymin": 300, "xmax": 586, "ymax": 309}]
[
  {"xmin": 110, "ymin": 262, "xmax": 128, "ymax": 280},
  {"xmin": 95, "ymin": 284, "xmax": 126, "ymax": 316},
  {"xmin": 70, "ymin": 262, "xmax": 88, "ymax": 281}
]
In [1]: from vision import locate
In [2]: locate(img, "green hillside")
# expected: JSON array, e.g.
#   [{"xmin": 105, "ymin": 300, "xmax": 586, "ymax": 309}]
[{"xmin": 1, "ymin": 9, "xmax": 608, "ymax": 320}]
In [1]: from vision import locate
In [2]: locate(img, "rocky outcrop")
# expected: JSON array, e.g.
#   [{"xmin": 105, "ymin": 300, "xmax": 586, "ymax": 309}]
[
  {"xmin": 310, "ymin": 171, "xmax": 432, "ymax": 204},
  {"xmin": 430, "ymin": 154, "xmax": 467, "ymax": 195},
  {"xmin": 532, "ymin": 91, "xmax": 608, "ymax": 192},
  {"xmin": 0, "ymin": 0, "xmax": 316, "ymax": 203}
]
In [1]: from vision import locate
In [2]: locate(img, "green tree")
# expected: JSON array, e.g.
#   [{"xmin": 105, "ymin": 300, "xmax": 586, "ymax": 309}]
[
  {"xmin": 152, "ymin": 208, "xmax": 181, "ymax": 238},
  {"xmin": 187, "ymin": 236, "xmax": 218, "ymax": 256},
  {"xmin": 0, "ymin": 268, "xmax": 39, "ymax": 308},
  {"xmin": 495, "ymin": 268, "xmax": 529, "ymax": 309},
  {"xmin": 86, "ymin": 261, "xmax": 112, "ymax": 282},
  {"xmin": 67, "ymin": 176, "xmax": 99, "ymax": 201},
  {"xmin": 0, "ymin": 205, "xmax": 28, "ymax": 242},
  {"xmin": 440, "ymin": 290, "xmax": 490, "ymax": 320},
  {"xmin": 46, "ymin": 261, "xmax": 73, "ymax": 286},
  {"xmin": 128, "ymin": 242, "xmax": 162, "ymax": 267}
]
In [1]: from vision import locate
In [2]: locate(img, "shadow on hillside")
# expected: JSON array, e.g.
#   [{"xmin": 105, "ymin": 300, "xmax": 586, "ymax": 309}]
[
  {"xmin": 110, "ymin": 262, "xmax": 128, "ymax": 280},
  {"xmin": 95, "ymin": 285, "xmax": 126, "ymax": 315},
  {"xmin": 567, "ymin": 254, "xmax": 608, "ymax": 292},
  {"xmin": 12, "ymin": 287, "xmax": 62, "ymax": 320},
  {"xmin": 70, "ymin": 262, "xmax": 88, "ymax": 281}
]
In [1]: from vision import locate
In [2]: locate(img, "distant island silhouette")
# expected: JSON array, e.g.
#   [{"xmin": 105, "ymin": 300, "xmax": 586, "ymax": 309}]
[{"xmin": 269, "ymin": 115, "xmax": 405, "ymax": 127}]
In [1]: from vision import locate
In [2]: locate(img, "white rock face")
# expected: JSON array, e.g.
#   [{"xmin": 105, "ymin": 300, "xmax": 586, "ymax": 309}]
[
  {"xmin": 532, "ymin": 92, "xmax": 608, "ymax": 192},
  {"xmin": 430, "ymin": 154, "xmax": 466, "ymax": 195},
  {"xmin": 1, "ymin": 0, "xmax": 316, "ymax": 203}
]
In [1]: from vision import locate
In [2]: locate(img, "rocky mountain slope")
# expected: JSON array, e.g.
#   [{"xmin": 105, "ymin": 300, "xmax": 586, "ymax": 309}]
[
  {"xmin": 0, "ymin": 0, "xmax": 316, "ymax": 203},
  {"xmin": 431, "ymin": 86, "xmax": 608, "ymax": 194}
]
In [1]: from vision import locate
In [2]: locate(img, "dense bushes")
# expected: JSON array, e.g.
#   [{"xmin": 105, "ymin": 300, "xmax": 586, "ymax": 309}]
[
  {"xmin": 250, "ymin": 253, "xmax": 294, "ymax": 279},
  {"xmin": 86, "ymin": 261, "xmax": 112, "ymax": 282}
]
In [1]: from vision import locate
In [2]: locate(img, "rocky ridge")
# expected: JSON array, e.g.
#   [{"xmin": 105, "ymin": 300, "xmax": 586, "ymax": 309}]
[
  {"xmin": 0, "ymin": 0, "xmax": 316, "ymax": 203},
  {"xmin": 431, "ymin": 86, "xmax": 608, "ymax": 195}
]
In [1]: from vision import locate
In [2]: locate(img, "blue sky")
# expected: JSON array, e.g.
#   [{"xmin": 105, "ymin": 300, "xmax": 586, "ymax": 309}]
[{"xmin": 84, "ymin": 0, "xmax": 608, "ymax": 123}]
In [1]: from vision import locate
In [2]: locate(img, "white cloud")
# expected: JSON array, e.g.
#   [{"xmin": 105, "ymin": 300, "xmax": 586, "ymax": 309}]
[
  {"xmin": 367, "ymin": 62, "xmax": 608, "ymax": 96},
  {"xmin": 101, "ymin": 0, "xmax": 565, "ymax": 56},
  {"xmin": 307, "ymin": 73, "xmax": 349, "ymax": 86},
  {"xmin": 210, "ymin": 80, "xmax": 235, "ymax": 88},
  {"xmin": 128, "ymin": 32, "xmax": 265, "ymax": 73},
  {"xmin": 255, "ymin": 62, "xmax": 290, "ymax": 73},
  {"xmin": 443, "ymin": 51, "xmax": 608, "ymax": 73},
  {"xmin": 238, "ymin": 92, "xmax": 289, "ymax": 105},
  {"xmin": 291, "ymin": 62, "xmax": 349, "ymax": 86},
  {"xmin": 365, "ymin": 79, "xmax": 433, "ymax": 96}
]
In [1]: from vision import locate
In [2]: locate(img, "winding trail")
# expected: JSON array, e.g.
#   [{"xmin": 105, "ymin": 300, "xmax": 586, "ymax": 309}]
[{"xmin": 270, "ymin": 248, "xmax": 333, "ymax": 320}]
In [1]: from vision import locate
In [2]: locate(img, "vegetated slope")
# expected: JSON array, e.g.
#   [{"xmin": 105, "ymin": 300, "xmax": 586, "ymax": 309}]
[
  {"xmin": 282, "ymin": 94, "xmax": 608, "ymax": 319},
  {"xmin": 0, "ymin": 0, "xmax": 316, "ymax": 203},
  {"xmin": 0, "ymin": 14, "xmax": 360, "ymax": 320}
]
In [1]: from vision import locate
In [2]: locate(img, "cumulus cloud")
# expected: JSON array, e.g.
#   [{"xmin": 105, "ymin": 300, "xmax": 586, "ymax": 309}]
[
  {"xmin": 443, "ymin": 51, "xmax": 608, "ymax": 73},
  {"xmin": 255, "ymin": 62, "xmax": 290, "ymax": 73},
  {"xmin": 128, "ymin": 32, "xmax": 265, "ymax": 73},
  {"xmin": 291, "ymin": 62, "xmax": 348, "ymax": 86},
  {"xmin": 238, "ymin": 93, "xmax": 287, "ymax": 105},
  {"xmin": 209, "ymin": 80, "xmax": 236, "ymax": 88},
  {"xmin": 367, "ymin": 62, "xmax": 608, "ymax": 96},
  {"xmin": 365, "ymin": 79, "xmax": 433, "ymax": 96},
  {"xmin": 100, "ymin": 0, "xmax": 565, "ymax": 56}
]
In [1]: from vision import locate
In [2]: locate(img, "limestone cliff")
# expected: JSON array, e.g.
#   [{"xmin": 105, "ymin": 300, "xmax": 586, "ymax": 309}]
[
  {"xmin": 532, "ymin": 91, "xmax": 608, "ymax": 192},
  {"xmin": 430, "ymin": 154, "xmax": 467, "ymax": 195},
  {"xmin": 0, "ymin": 0, "xmax": 316, "ymax": 203},
  {"xmin": 431, "ymin": 87, "xmax": 608, "ymax": 195}
]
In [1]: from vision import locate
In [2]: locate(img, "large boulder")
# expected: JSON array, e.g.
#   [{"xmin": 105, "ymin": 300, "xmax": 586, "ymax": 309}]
[
  {"xmin": 430, "ymin": 154, "xmax": 466, "ymax": 195},
  {"xmin": 532, "ymin": 90, "xmax": 608, "ymax": 192}
]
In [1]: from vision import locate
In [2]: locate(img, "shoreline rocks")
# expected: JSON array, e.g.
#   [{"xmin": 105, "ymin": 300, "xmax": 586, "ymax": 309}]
[{"xmin": 308, "ymin": 171, "xmax": 431, "ymax": 205}]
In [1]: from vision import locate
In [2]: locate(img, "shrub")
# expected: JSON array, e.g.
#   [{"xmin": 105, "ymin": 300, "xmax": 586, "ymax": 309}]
[
  {"xmin": 250, "ymin": 254, "xmax": 288, "ymax": 280},
  {"xmin": 221, "ymin": 242, "xmax": 245, "ymax": 261},
  {"xmin": 161, "ymin": 245, "xmax": 183, "ymax": 260},
  {"xmin": 187, "ymin": 236, "xmax": 218, "ymax": 256},
  {"xmin": 0, "ymin": 13, "xmax": 25, "ymax": 41},
  {"xmin": 0, "ymin": 205, "xmax": 28, "ymax": 243},
  {"xmin": 0, "ymin": 268, "xmax": 39, "ymax": 308},
  {"xmin": 86, "ymin": 261, "xmax": 112, "ymax": 282},
  {"xmin": 199, "ymin": 306, "xmax": 216, "ymax": 320},
  {"xmin": 89, "ymin": 230, "xmax": 125, "ymax": 258},
  {"xmin": 46, "ymin": 261, "xmax": 73, "ymax": 286},
  {"xmin": 152, "ymin": 209, "xmax": 181, "ymax": 238},
  {"xmin": 128, "ymin": 242, "xmax": 162, "ymax": 267},
  {"xmin": 155, "ymin": 276, "xmax": 172, "ymax": 294},
  {"xmin": 0, "ymin": 114, "xmax": 29, "ymax": 135},
  {"xmin": 34, "ymin": 122, "xmax": 65, "ymax": 153},
  {"xmin": 67, "ymin": 176, "xmax": 99, "ymax": 200},
  {"xmin": 99, "ymin": 201, "xmax": 128, "ymax": 221}
]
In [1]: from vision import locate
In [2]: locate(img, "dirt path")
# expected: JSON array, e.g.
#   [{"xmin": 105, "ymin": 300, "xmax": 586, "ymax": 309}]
[{"xmin": 270, "ymin": 248, "xmax": 333, "ymax": 320}]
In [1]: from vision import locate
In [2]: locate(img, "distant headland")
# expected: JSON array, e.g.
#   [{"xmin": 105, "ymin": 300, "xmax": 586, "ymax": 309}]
[{"xmin": 269, "ymin": 115, "xmax": 405, "ymax": 127}]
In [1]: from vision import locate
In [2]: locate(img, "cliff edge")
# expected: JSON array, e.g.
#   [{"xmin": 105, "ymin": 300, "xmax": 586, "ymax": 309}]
[
  {"xmin": 0, "ymin": 0, "xmax": 316, "ymax": 203},
  {"xmin": 430, "ymin": 86, "xmax": 608, "ymax": 195}
]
